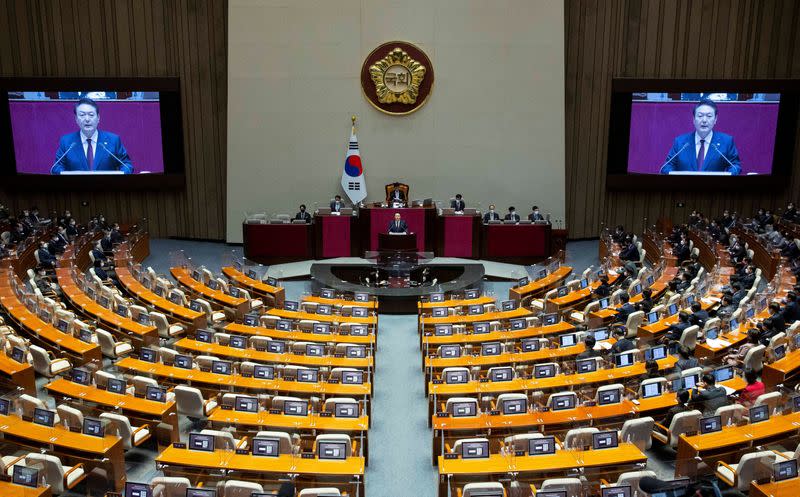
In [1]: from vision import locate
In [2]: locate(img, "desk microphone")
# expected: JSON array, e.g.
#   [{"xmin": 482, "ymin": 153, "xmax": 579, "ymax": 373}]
[
  {"xmin": 49, "ymin": 142, "xmax": 76, "ymax": 174},
  {"xmin": 99, "ymin": 141, "xmax": 129, "ymax": 172},
  {"xmin": 711, "ymin": 143, "xmax": 738, "ymax": 172},
  {"xmin": 658, "ymin": 142, "xmax": 689, "ymax": 173}
]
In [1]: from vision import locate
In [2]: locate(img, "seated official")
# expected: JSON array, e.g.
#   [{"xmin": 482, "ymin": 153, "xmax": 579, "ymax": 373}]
[
  {"xmin": 504, "ymin": 206, "xmax": 520, "ymax": 222},
  {"xmin": 294, "ymin": 204, "xmax": 312, "ymax": 223},
  {"xmin": 674, "ymin": 346, "xmax": 699, "ymax": 373},
  {"xmin": 660, "ymin": 311, "xmax": 692, "ymax": 344},
  {"xmin": 0, "ymin": 241, "xmax": 8, "ymax": 259},
  {"xmin": 663, "ymin": 389, "xmax": 691, "ymax": 428},
  {"xmin": 690, "ymin": 373, "xmax": 731, "ymax": 415},
  {"xmin": 100, "ymin": 232, "xmax": 114, "ymax": 253},
  {"xmin": 37, "ymin": 241, "xmax": 56, "ymax": 268},
  {"xmin": 528, "ymin": 205, "xmax": 545, "ymax": 221},
  {"xmin": 388, "ymin": 182, "xmax": 406, "ymax": 204},
  {"xmin": 576, "ymin": 335, "xmax": 602, "ymax": 360},
  {"xmin": 593, "ymin": 275, "xmax": 611, "ymax": 297},
  {"xmin": 688, "ymin": 302, "xmax": 709, "ymax": 328},
  {"xmin": 637, "ymin": 289, "xmax": 654, "ymax": 313},
  {"xmin": 483, "ymin": 204, "xmax": 501, "ymax": 223},
  {"xmin": 608, "ymin": 327, "xmax": 635, "ymax": 355},
  {"xmin": 330, "ymin": 195, "xmax": 344, "ymax": 212},
  {"xmin": 615, "ymin": 293, "xmax": 635, "ymax": 323},
  {"xmin": 758, "ymin": 302, "xmax": 786, "ymax": 345},
  {"xmin": 388, "ymin": 213, "xmax": 408, "ymax": 234},
  {"xmin": 451, "ymin": 194, "xmax": 465, "ymax": 212},
  {"xmin": 110, "ymin": 223, "xmax": 124, "ymax": 244},
  {"xmin": 48, "ymin": 235, "xmax": 65, "ymax": 255},
  {"xmin": 782, "ymin": 292, "xmax": 799, "ymax": 323}
]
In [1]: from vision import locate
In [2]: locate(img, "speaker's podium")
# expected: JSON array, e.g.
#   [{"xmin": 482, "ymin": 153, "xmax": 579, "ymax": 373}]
[{"xmin": 377, "ymin": 233, "xmax": 417, "ymax": 252}]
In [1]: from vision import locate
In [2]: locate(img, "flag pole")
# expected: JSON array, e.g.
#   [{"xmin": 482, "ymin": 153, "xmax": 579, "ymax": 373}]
[{"xmin": 351, "ymin": 114, "xmax": 357, "ymax": 134}]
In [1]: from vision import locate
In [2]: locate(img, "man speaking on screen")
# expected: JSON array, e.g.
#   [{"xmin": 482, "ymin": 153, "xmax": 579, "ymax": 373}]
[
  {"xmin": 660, "ymin": 99, "xmax": 741, "ymax": 175},
  {"xmin": 51, "ymin": 97, "xmax": 134, "ymax": 174}
]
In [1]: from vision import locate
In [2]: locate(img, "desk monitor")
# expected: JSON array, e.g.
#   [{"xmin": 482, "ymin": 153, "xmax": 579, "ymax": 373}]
[
  {"xmin": 0, "ymin": 397, "xmax": 10, "ymax": 415},
  {"xmin": 174, "ymin": 354, "xmax": 193, "ymax": 369},
  {"xmin": 107, "ymin": 378, "xmax": 126, "ymax": 394},
  {"xmin": 83, "ymin": 417, "xmax": 104, "ymax": 437},
  {"xmin": 542, "ymin": 313, "xmax": 559, "ymax": 326},
  {"xmin": 229, "ymin": 335, "xmax": 247, "ymax": 349},
  {"xmin": 644, "ymin": 345, "xmax": 667, "ymax": 361},
  {"xmin": 632, "ymin": 283, "xmax": 642, "ymax": 296},
  {"xmin": 510, "ymin": 318, "xmax": 526, "ymax": 330},
  {"xmin": 599, "ymin": 298, "xmax": 610, "ymax": 310},
  {"xmin": 188, "ymin": 300, "xmax": 203, "ymax": 312},
  {"xmin": 685, "ymin": 295, "xmax": 696, "ymax": 306},
  {"xmin": 352, "ymin": 307, "xmax": 368, "ymax": 318},
  {"xmin": 529, "ymin": 435, "xmax": 557, "ymax": 455},
  {"xmin": 242, "ymin": 314, "xmax": 258, "ymax": 326},
  {"xmin": 699, "ymin": 415, "xmax": 722, "ymax": 434},
  {"xmin": 297, "ymin": 368, "xmax": 318, "ymax": 383},
  {"xmin": 551, "ymin": 394, "xmax": 577, "ymax": 411},
  {"xmin": 71, "ymin": 368, "xmax": 91, "ymax": 385},
  {"xmin": 534, "ymin": 364, "xmax": 556, "ymax": 378},
  {"xmin": 749, "ymin": 404, "xmax": 770, "ymax": 423},
  {"xmin": 251, "ymin": 437, "xmax": 280, "ymax": 457},
  {"xmin": 592, "ymin": 430, "xmax": 618, "ymax": 449},
  {"xmin": 186, "ymin": 488, "xmax": 216, "ymax": 497},
  {"xmin": 580, "ymin": 278, "xmax": 589, "ymax": 289},
  {"xmin": 191, "ymin": 269, "xmax": 202, "ymax": 281},
  {"xmin": 12, "ymin": 465, "xmax": 39, "ymax": 487},
  {"xmin": 468, "ymin": 491, "xmax": 505, "ymax": 497},
  {"xmin": 461, "ymin": 439, "xmax": 489, "ymax": 459},
  {"xmin": 267, "ymin": 340, "xmax": 286, "ymax": 353},
  {"xmin": 188, "ymin": 433, "xmax": 215, "ymax": 452},
  {"xmin": 167, "ymin": 292, "xmax": 182, "ymax": 305},
  {"xmin": 140, "ymin": 347, "xmax": 157, "ymax": 363},
  {"xmin": 136, "ymin": 313, "xmax": 151, "ymax": 326},
  {"xmin": 537, "ymin": 269, "xmax": 548, "ymax": 279},
  {"xmin": 352, "ymin": 292, "xmax": 368, "ymax": 303},
  {"xmin": 125, "ymin": 482, "xmax": 153, "ymax": 497},
  {"xmin": 245, "ymin": 269, "xmax": 258, "ymax": 279},
  {"xmin": 774, "ymin": 344, "xmax": 787, "ymax": 360},
  {"xmin": 316, "ymin": 304, "xmax": 332, "ymax": 315},
  {"xmin": 602, "ymin": 486, "xmax": 632, "ymax": 497},
  {"xmin": 521, "ymin": 338, "xmax": 541, "ymax": 352},
  {"xmin": 432, "ymin": 307, "xmax": 448, "ymax": 318},
  {"xmin": 705, "ymin": 327, "xmax": 719, "ymax": 340},
  {"xmin": 206, "ymin": 280, "xmax": 219, "ymax": 291},
  {"xmin": 78, "ymin": 328, "xmax": 94, "ymax": 343},
  {"xmin": 98, "ymin": 296, "xmax": 110, "ymax": 309},
  {"xmin": 146, "ymin": 386, "xmax": 167, "ymax": 402},
  {"xmin": 346, "ymin": 345, "xmax": 366, "ymax": 358},
  {"xmin": 320, "ymin": 288, "xmax": 335, "ymax": 299},
  {"xmin": 729, "ymin": 318, "xmax": 739, "ymax": 331},
  {"xmin": 591, "ymin": 328, "xmax": 610, "ymax": 341},
  {"xmin": 253, "ymin": 364, "xmax": 274, "ymax": 379},
  {"xmin": 481, "ymin": 342, "xmax": 501, "ymax": 356},
  {"xmin": 306, "ymin": 343, "xmax": 324, "ymax": 356},
  {"xmin": 33, "ymin": 407, "xmax": 55, "ymax": 427},
  {"xmin": 713, "ymin": 366, "xmax": 734, "ymax": 383},
  {"xmin": 746, "ymin": 307, "xmax": 756, "ymax": 319},
  {"xmin": 775, "ymin": 459, "xmax": 798, "ymax": 482},
  {"xmin": 646, "ymin": 275, "xmax": 655, "ymax": 286},
  {"xmin": 451, "ymin": 401, "xmax": 477, "ymax": 417},
  {"xmin": 342, "ymin": 371, "xmax": 364, "ymax": 385},
  {"xmin": 598, "ymin": 388, "xmax": 622, "ymax": 405},
  {"xmin": 153, "ymin": 286, "xmax": 165, "ymax": 297},
  {"xmin": 334, "ymin": 402, "xmax": 359, "ymax": 418},
  {"xmin": 501, "ymin": 300, "xmax": 518, "ymax": 311},
  {"xmin": 468, "ymin": 304, "xmax": 484, "ymax": 315},
  {"xmin": 115, "ymin": 304, "xmax": 129, "ymax": 318},
  {"xmin": 559, "ymin": 333, "xmax": 577, "ymax": 347},
  {"xmin": 56, "ymin": 319, "xmax": 69, "ymax": 332},
  {"xmin": 434, "ymin": 324, "xmax": 453, "ymax": 336},
  {"xmin": 440, "ymin": 345, "xmax": 461, "ymax": 358},
  {"xmin": 489, "ymin": 367, "xmax": 513, "ymax": 382},
  {"xmin": 319, "ymin": 441, "xmax": 348, "ymax": 460},
  {"xmin": 667, "ymin": 303, "xmax": 678, "ymax": 316},
  {"xmin": 795, "ymin": 334, "xmax": 800, "ymax": 349},
  {"xmin": 614, "ymin": 351, "xmax": 635, "ymax": 367},
  {"xmin": 464, "ymin": 289, "xmax": 480, "ymax": 299},
  {"xmin": 284, "ymin": 400, "xmax": 308, "ymax": 416},
  {"xmin": 444, "ymin": 370, "xmax": 469, "ymax": 384},
  {"xmin": 313, "ymin": 323, "xmax": 331, "ymax": 334},
  {"xmin": 429, "ymin": 292, "xmax": 445, "ymax": 303},
  {"xmin": 517, "ymin": 277, "xmax": 529, "ymax": 287},
  {"xmin": 577, "ymin": 358, "xmax": 598, "ymax": 373},
  {"xmin": 793, "ymin": 395, "xmax": 800, "ymax": 412},
  {"xmin": 502, "ymin": 397, "xmax": 527, "ymax": 415},
  {"xmin": 682, "ymin": 373, "xmax": 699, "ymax": 389},
  {"xmin": 211, "ymin": 360, "xmax": 232, "ymax": 375},
  {"xmin": 39, "ymin": 309, "xmax": 51, "ymax": 322},
  {"xmin": 556, "ymin": 285, "xmax": 569, "ymax": 297},
  {"xmin": 642, "ymin": 381, "xmax": 662, "ymax": 398},
  {"xmin": 266, "ymin": 277, "xmax": 279, "ymax": 286},
  {"xmin": 647, "ymin": 311, "xmax": 659, "ymax": 323},
  {"xmin": 284, "ymin": 300, "xmax": 299, "ymax": 311}
]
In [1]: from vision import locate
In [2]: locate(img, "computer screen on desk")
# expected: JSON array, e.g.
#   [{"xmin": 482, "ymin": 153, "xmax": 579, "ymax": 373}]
[
  {"xmin": 107, "ymin": 378, "xmax": 126, "ymax": 394},
  {"xmin": 0, "ymin": 397, "xmax": 9, "ymax": 415},
  {"xmin": 335, "ymin": 402, "xmax": 359, "ymax": 418},
  {"xmin": 502, "ymin": 397, "xmax": 527, "ymax": 415},
  {"xmin": 713, "ymin": 366, "xmax": 734, "ymax": 383},
  {"xmin": 534, "ymin": 364, "xmax": 556, "ymax": 378},
  {"xmin": 644, "ymin": 345, "xmax": 667, "ymax": 361},
  {"xmin": 174, "ymin": 354, "xmax": 192, "ymax": 369},
  {"xmin": 699, "ymin": 415, "xmax": 722, "ymax": 434},
  {"xmin": 305, "ymin": 343, "xmax": 324, "ymax": 356},
  {"xmin": 577, "ymin": 358, "xmax": 598, "ymax": 373},
  {"xmin": 614, "ymin": 351, "xmax": 636, "ymax": 367},
  {"xmin": 83, "ymin": 417, "xmax": 104, "ymax": 437},
  {"xmin": 592, "ymin": 328, "xmax": 610, "ymax": 341},
  {"xmin": 465, "ymin": 289, "xmax": 480, "ymax": 299},
  {"xmin": 749, "ymin": 405, "xmax": 770, "ymax": 423},
  {"xmin": 140, "ymin": 347, "xmax": 157, "ymax": 363},
  {"xmin": 188, "ymin": 433, "xmax": 215, "ymax": 452},
  {"xmin": 186, "ymin": 488, "xmax": 217, "ymax": 497},
  {"xmin": 146, "ymin": 386, "xmax": 166, "ymax": 402},
  {"xmin": 642, "ymin": 381, "xmax": 662, "ymax": 398},
  {"xmin": 284, "ymin": 300, "xmax": 299, "ymax": 311},
  {"xmin": 124, "ymin": 482, "xmax": 152, "ymax": 497},
  {"xmin": 235, "ymin": 396, "xmax": 259, "ymax": 413},
  {"xmin": 551, "ymin": 394, "xmax": 576, "ymax": 411},
  {"xmin": 429, "ymin": 292, "xmax": 444, "ymax": 302},
  {"xmin": 501, "ymin": 299, "xmax": 518, "ymax": 311},
  {"xmin": 346, "ymin": 345, "xmax": 366, "ymax": 358},
  {"xmin": 440, "ymin": 345, "xmax": 460, "ymax": 358},
  {"xmin": 517, "ymin": 277, "xmax": 529, "ymax": 287},
  {"xmin": 461, "ymin": 440, "xmax": 489, "ymax": 459},
  {"xmin": 434, "ymin": 324, "xmax": 452, "ymax": 336},
  {"xmin": 71, "ymin": 367, "xmax": 91, "ymax": 385},
  {"xmin": 602, "ymin": 486, "xmax": 632, "ymax": 497},
  {"xmin": 251, "ymin": 437, "xmax": 280, "ymax": 457},
  {"xmin": 444, "ymin": 370, "xmax": 469, "ymax": 384},
  {"xmin": 320, "ymin": 288, "xmax": 335, "ymax": 299},
  {"xmin": 775, "ymin": 459, "xmax": 798, "ymax": 482},
  {"xmin": 297, "ymin": 368, "xmax": 318, "ymax": 383},
  {"xmin": 242, "ymin": 314, "xmax": 258, "ymax": 326},
  {"xmin": 510, "ymin": 318, "xmax": 526, "ymax": 330},
  {"xmin": 253, "ymin": 365, "xmax": 274, "ymax": 379},
  {"xmin": 592, "ymin": 430, "xmax": 619, "ymax": 449},
  {"xmin": 319, "ymin": 441, "xmax": 348, "ymax": 460},
  {"xmin": 598, "ymin": 388, "xmax": 622, "ymax": 405},
  {"xmin": 12, "ymin": 465, "xmax": 39, "ymax": 487},
  {"xmin": 342, "ymin": 370, "xmax": 364, "ymax": 385},
  {"xmin": 313, "ymin": 323, "xmax": 331, "ymax": 334},
  {"xmin": 352, "ymin": 307, "xmax": 369, "ymax": 317},
  {"xmin": 481, "ymin": 342, "xmax": 501, "ymax": 356},
  {"xmin": 542, "ymin": 313, "xmax": 559, "ymax": 325},
  {"xmin": 559, "ymin": 333, "xmax": 577, "ymax": 347},
  {"xmin": 489, "ymin": 367, "xmax": 513, "ymax": 382},
  {"xmin": 529, "ymin": 435, "xmax": 556, "ymax": 455},
  {"xmin": 284, "ymin": 400, "xmax": 308, "ymax": 416},
  {"xmin": 229, "ymin": 335, "xmax": 247, "ymax": 349},
  {"xmin": 536, "ymin": 492, "xmax": 566, "ymax": 497},
  {"xmin": 451, "ymin": 401, "xmax": 477, "ymax": 417},
  {"xmin": 521, "ymin": 338, "xmax": 540, "ymax": 352},
  {"xmin": 468, "ymin": 304, "xmax": 484, "ymax": 315},
  {"xmin": 33, "ymin": 407, "xmax": 55, "ymax": 427},
  {"xmin": 354, "ymin": 292, "xmax": 369, "ymax": 302}
]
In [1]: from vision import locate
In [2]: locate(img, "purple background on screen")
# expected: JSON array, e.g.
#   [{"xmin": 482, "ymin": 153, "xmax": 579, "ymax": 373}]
[
  {"xmin": 626, "ymin": 101, "xmax": 779, "ymax": 175},
  {"xmin": 10, "ymin": 100, "xmax": 165, "ymax": 174}
]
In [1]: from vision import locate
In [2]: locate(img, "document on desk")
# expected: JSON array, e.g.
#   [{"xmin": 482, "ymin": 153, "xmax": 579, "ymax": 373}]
[{"xmin": 704, "ymin": 338, "xmax": 730, "ymax": 349}]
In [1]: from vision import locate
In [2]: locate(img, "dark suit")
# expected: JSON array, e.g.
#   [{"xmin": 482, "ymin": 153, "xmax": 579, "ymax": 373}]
[
  {"xmin": 619, "ymin": 243, "xmax": 639, "ymax": 262},
  {"xmin": 295, "ymin": 211, "xmax": 311, "ymax": 223},
  {"xmin": 101, "ymin": 237, "xmax": 113, "ymax": 252},
  {"xmin": 666, "ymin": 321, "xmax": 691, "ymax": 342},
  {"xmin": 389, "ymin": 188, "xmax": 405, "ymax": 202},
  {"xmin": 610, "ymin": 337, "xmax": 635, "ymax": 355},
  {"xmin": 616, "ymin": 303, "xmax": 636, "ymax": 323},
  {"xmin": 661, "ymin": 131, "xmax": 741, "ymax": 175},
  {"xmin": 690, "ymin": 309, "xmax": 709, "ymax": 328},
  {"xmin": 483, "ymin": 211, "xmax": 501, "ymax": 223},
  {"xmin": 504, "ymin": 213, "xmax": 520, "ymax": 222},
  {"xmin": 528, "ymin": 212, "xmax": 545, "ymax": 221},
  {"xmin": 782, "ymin": 301, "xmax": 800, "ymax": 324},
  {"xmin": 110, "ymin": 229, "xmax": 124, "ymax": 244},
  {"xmin": 388, "ymin": 220, "xmax": 408, "ymax": 233},
  {"xmin": 330, "ymin": 201, "xmax": 343, "ymax": 212},
  {"xmin": 37, "ymin": 247, "xmax": 56, "ymax": 267},
  {"xmin": 52, "ymin": 130, "xmax": 133, "ymax": 174},
  {"xmin": 451, "ymin": 199, "xmax": 465, "ymax": 211},
  {"xmin": 691, "ymin": 386, "xmax": 730, "ymax": 415}
]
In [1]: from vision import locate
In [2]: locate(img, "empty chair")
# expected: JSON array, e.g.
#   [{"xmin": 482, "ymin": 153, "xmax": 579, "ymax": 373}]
[
  {"xmin": 451, "ymin": 437, "xmax": 490, "ymax": 455},
  {"xmin": 217, "ymin": 480, "xmax": 264, "ymax": 497},
  {"xmin": 442, "ymin": 367, "xmax": 471, "ymax": 383},
  {"xmin": 624, "ymin": 311, "xmax": 645, "ymax": 338},
  {"xmin": 619, "ymin": 417, "xmax": 654, "ymax": 451},
  {"xmin": 653, "ymin": 410, "xmax": 702, "ymax": 448},
  {"xmin": 445, "ymin": 397, "xmax": 479, "ymax": 416},
  {"xmin": 613, "ymin": 470, "xmax": 657, "ymax": 496},
  {"xmin": 546, "ymin": 391, "xmax": 578, "ymax": 410},
  {"xmin": 24, "ymin": 453, "xmax": 86, "ymax": 494},
  {"xmin": 679, "ymin": 325, "xmax": 700, "ymax": 351},
  {"xmin": 236, "ymin": 288, "xmax": 263, "ymax": 310},
  {"xmin": 100, "ymin": 413, "xmax": 151, "ymax": 449},
  {"xmin": 541, "ymin": 478, "xmax": 584, "ymax": 497},
  {"xmin": 496, "ymin": 393, "xmax": 528, "ymax": 414},
  {"xmin": 158, "ymin": 347, "xmax": 178, "ymax": 364},
  {"xmin": 743, "ymin": 345, "xmax": 767, "ymax": 372},
  {"xmin": 570, "ymin": 301, "xmax": 600, "ymax": 324},
  {"xmin": 149, "ymin": 312, "xmax": 185, "ymax": 339},
  {"xmin": 131, "ymin": 376, "xmax": 175, "ymax": 401},
  {"xmin": 199, "ymin": 429, "xmax": 247, "ymax": 450},
  {"xmin": 715, "ymin": 404, "xmax": 746, "ymax": 426},
  {"xmin": 248, "ymin": 336, "xmax": 271, "ymax": 351},
  {"xmin": 151, "ymin": 476, "xmax": 191, "ymax": 497},
  {"xmin": 315, "ymin": 433, "xmax": 352, "ymax": 458},
  {"xmin": 95, "ymin": 328, "xmax": 133, "ymax": 358},
  {"xmin": 297, "ymin": 489, "xmax": 342, "ymax": 497},
  {"xmin": 174, "ymin": 385, "xmax": 218, "ymax": 418},
  {"xmin": 194, "ymin": 298, "xmax": 226, "ymax": 325},
  {"xmin": 56, "ymin": 404, "xmax": 84, "ymax": 431},
  {"xmin": 259, "ymin": 314, "xmax": 280, "ymax": 328},
  {"xmin": 195, "ymin": 355, "xmax": 220, "ymax": 370},
  {"xmin": 93, "ymin": 370, "xmax": 120, "ymax": 390},
  {"xmin": 595, "ymin": 384, "xmax": 624, "ymax": 404},
  {"xmin": 753, "ymin": 392, "xmax": 783, "ymax": 414},
  {"xmin": 715, "ymin": 451, "xmax": 776, "ymax": 491},
  {"xmin": 16, "ymin": 394, "xmax": 60, "ymax": 423},
  {"xmin": 462, "ymin": 483, "xmax": 506, "ymax": 497},
  {"xmin": 29, "ymin": 344, "xmax": 71, "ymax": 377},
  {"xmin": 254, "ymin": 431, "xmax": 298, "ymax": 455},
  {"xmin": 563, "ymin": 427, "xmax": 599, "ymax": 449}
]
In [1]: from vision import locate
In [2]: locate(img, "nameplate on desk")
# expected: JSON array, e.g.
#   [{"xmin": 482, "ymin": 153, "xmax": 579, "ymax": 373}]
[
  {"xmin": 489, "ymin": 410, "xmax": 500, "ymax": 416},
  {"xmin": 269, "ymin": 408, "xmax": 282, "ymax": 414},
  {"xmin": 424, "ymin": 332, "xmax": 433, "ymax": 337},
  {"xmin": 134, "ymin": 393, "xmax": 145, "ymax": 399},
  {"xmin": 241, "ymin": 373, "xmax": 253, "ymax": 378},
  {"xmin": 301, "ymin": 452, "xmax": 315, "ymax": 459},
  {"xmin": 479, "ymin": 378, "xmax": 489, "ymax": 383},
  {"xmin": 540, "ymin": 407, "xmax": 550, "ymax": 412},
  {"xmin": 254, "ymin": 347, "xmax": 266, "ymax": 352},
  {"xmin": 327, "ymin": 379, "xmax": 340, "ymax": 384},
  {"xmin": 220, "ymin": 405, "xmax": 233, "ymax": 410},
  {"xmin": 436, "ymin": 412, "xmax": 449, "ymax": 418},
  {"xmin": 199, "ymin": 367, "xmax": 211, "ymax": 373},
  {"xmin": 235, "ymin": 448, "xmax": 249, "ymax": 455},
  {"xmin": 334, "ymin": 353, "xmax": 345, "ymax": 358},
  {"xmin": 68, "ymin": 426, "xmax": 81, "ymax": 433},
  {"xmin": 444, "ymin": 453, "xmax": 459, "ymax": 460},
  {"xmin": 319, "ymin": 412, "xmax": 333, "ymax": 417},
  {"xmin": 339, "ymin": 331, "xmax": 350, "ymax": 336},
  {"xmin": 584, "ymin": 401, "xmax": 596, "ymax": 407},
  {"xmin": 432, "ymin": 379, "xmax": 443, "ymax": 384},
  {"xmin": 173, "ymin": 442, "xmax": 187, "ymax": 449}
]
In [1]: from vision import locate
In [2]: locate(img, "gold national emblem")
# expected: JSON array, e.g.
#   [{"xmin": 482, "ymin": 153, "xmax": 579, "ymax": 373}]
[{"xmin": 368, "ymin": 47, "xmax": 426, "ymax": 105}]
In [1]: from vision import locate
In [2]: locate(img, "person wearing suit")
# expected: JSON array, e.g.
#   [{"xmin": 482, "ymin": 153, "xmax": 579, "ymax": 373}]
[
  {"xmin": 37, "ymin": 241, "xmax": 56, "ymax": 268},
  {"xmin": 615, "ymin": 293, "xmax": 635, "ymax": 324},
  {"xmin": 387, "ymin": 212, "xmax": 408, "ymax": 233},
  {"xmin": 388, "ymin": 183, "xmax": 406, "ymax": 203},
  {"xmin": 483, "ymin": 204, "xmax": 501, "ymax": 223},
  {"xmin": 660, "ymin": 99, "xmax": 741, "ymax": 175},
  {"xmin": 294, "ymin": 204, "xmax": 312, "ymax": 223},
  {"xmin": 51, "ymin": 98, "xmax": 133, "ymax": 175},
  {"xmin": 451, "ymin": 194, "xmax": 465, "ymax": 212},
  {"xmin": 528, "ymin": 205, "xmax": 545, "ymax": 221},
  {"xmin": 330, "ymin": 195, "xmax": 344, "ymax": 212},
  {"xmin": 504, "ymin": 206, "xmax": 520, "ymax": 222}
]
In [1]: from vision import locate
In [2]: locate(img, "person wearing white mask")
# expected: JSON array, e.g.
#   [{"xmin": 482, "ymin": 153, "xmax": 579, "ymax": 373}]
[
  {"xmin": 528, "ymin": 205, "xmax": 545, "ymax": 221},
  {"xmin": 483, "ymin": 204, "xmax": 500, "ymax": 223}
]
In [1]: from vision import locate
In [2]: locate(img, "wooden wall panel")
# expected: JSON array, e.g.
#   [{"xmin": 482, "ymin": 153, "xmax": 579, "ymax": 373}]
[
  {"xmin": 566, "ymin": 0, "xmax": 800, "ymax": 239},
  {"xmin": 0, "ymin": 0, "xmax": 227, "ymax": 240}
]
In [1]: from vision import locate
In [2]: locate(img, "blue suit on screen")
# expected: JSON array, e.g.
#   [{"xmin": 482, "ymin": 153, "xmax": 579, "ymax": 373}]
[
  {"xmin": 52, "ymin": 130, "xmax": 134, "ymax": 174},
  {"xmin": 660, "ymin": 131, "xmax": 741, "ymax": 175}
]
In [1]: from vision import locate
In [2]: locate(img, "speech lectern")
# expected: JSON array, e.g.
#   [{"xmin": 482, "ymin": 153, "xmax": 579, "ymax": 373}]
[{"xmin": 378, "ymin": 233, "xmax": 417, "ymax": 252}]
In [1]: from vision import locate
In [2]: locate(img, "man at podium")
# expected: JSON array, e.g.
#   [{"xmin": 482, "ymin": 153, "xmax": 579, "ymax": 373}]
[{"xmin": 388, "ymin": 212, "xmax": 408, "ymax": 233}]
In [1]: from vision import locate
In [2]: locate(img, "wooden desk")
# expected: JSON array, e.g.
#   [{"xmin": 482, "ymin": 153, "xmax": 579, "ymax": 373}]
[
  {"xmin": 45, "ymin": 378, "xmax": 179, "ymax": 440},
  {"xmin": 224, "ymin": 323, "xmax": 376, "ymax": 346},
  {"xmin": 0, "ymin": 350, "xmax": 36, "ymax": 394},
  {"xmin": 481, "ymin": 223, "xmax": 553, "ymax": 263},
  {"xmin": 546, "ymin": 272, "xmax": 623, "ymax": 314},
  {"xmin": 208, "ymin": 408, "xmax": 368, "ymax": 433},
  {"xmin": 0, "ymin": 413, "xmax": 125, "ymax": 491},
  {"xmin": 421, "ymin": 321, "xmax": 576, "ymax": 348},
  {"xmin": 242, "ymin": 222, "xmax": 314, "ymax": 264},
  {"xmin": 419, "ymin": 296, "xmax": 494, "ymax": 311},
  {"xmin": 420, "ymin": 307, "xmax": 532, "ymax": 329},
  {"xmin": 115, "ymin": 265, "xmax": 206, "ymax": 330},
  {"xmin": 508, "ymin": 266, "xmax": 573, "ymax": 302},
  {"xmin": 437, "ymin": 214, "xmax": 481, "ymax": 258},
  {"xmin": 265, "ymin": 308, "xmax": 377, "ymax": 326},
  {"xmin": 171, "ymin": 267, "xmax": 250, "ymax": 318},
  {"xmin": 222, "ymin": 266, "xmax": 285, "ymax": 308},
  {"xmin": 750, "ymin": 479, "xmax": 799, "ymax": 497},
  {"xmin": 424, "ymin": 342, "xmax": 593, "ymax": 375},
  {"xmin": 56, "ymin": 267, "xmax": 158, "ymax": 347},
  {"xmin": 304, "ymin": 295, "xmax": 377, "ymax": 309},
  {"xmin": 637, "ymin": 297, "xmax": 719, "ymax": 343},
  {"xmin": 315, "ymin": 213, "xmax": 358, "ymax": 258},
  {"xmin": 0, "ymin": 482, "xmax": 52, "ymax": 497},
  {"xmin": 676, "ymin": 411, "xmax": 800, "ymax": 477},
  {"xmin": 763, "ymin": 348, "xmax": 800, "ymax": 387},
  {"xmin": 115, "ymin": 357, "xmax": 372, "ymax": 398},
  {"xmin": 175, "ymin": 338, "xmax": 373, "ymax": 370}
]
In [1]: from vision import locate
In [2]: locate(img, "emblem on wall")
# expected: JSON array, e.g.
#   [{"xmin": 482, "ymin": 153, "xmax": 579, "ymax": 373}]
[{"xmin": 361, "ymin": 41, "xmax": 434, "ymax": 115}]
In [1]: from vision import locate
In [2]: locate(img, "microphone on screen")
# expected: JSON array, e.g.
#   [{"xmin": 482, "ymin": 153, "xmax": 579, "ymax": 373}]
[
  {"xmin": 711, "ymin": 142, "xmax": 738, "ymax": 172},
  {"xmin": 49, "ymin": 142, "xmax": 77, "ymax": 174},
  {"xmin": 658, "ymin": 142, "xmax": 689, "ymax": 174},
  {"xmin": 99, "ymin": 141, "xmax": 130, "ymax": 172}
]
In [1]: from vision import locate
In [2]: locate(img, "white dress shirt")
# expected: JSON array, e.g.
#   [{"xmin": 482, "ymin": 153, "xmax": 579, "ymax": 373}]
[
  {"xmin": 81, "ymin": 130, "xmax": 99, "ymax": 158},
  {"xmin": 695, "ymin": 130, "xmax": 713, "ymax": 159}
]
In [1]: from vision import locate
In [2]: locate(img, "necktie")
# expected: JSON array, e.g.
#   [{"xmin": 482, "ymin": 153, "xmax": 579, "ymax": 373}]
[
  {"xmin": 697, "ymin": 139, "xmax": 705, "ymax": 171},
  {"xmin": 86, "ymin": 138, "xmax": 94, "ymax": 170},
  {"xmin": 395, "ymin": 221, "xmax": 399, "ymax": 230}
]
